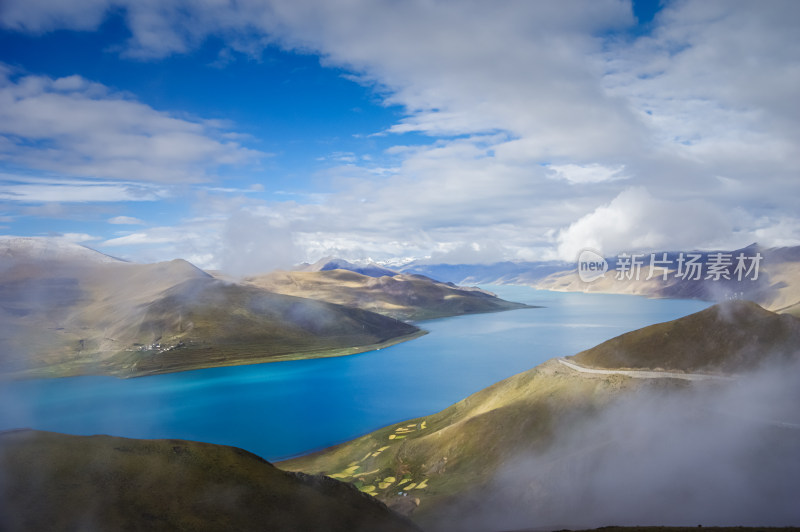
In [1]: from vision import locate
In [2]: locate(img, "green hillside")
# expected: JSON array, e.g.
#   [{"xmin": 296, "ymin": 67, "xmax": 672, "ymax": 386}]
[
  {"xmin": 570, "ymin": 300, "xmax": 800, "ymax": 373},
  {"xmin": 280, "ymin": 358, "xmax": 646, "ymax": 525},
  {"xmin": 0, "ymin": 430, "xmax": 420, "ymax": 532}
]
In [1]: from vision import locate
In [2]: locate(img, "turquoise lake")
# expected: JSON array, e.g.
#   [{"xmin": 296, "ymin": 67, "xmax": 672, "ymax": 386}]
[{"xmin": 0, "ymin": 287, "xmax": 710, "ymax": 461}]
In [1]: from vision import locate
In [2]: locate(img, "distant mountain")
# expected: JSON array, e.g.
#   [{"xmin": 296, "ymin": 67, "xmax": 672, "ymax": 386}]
[
  {"xmin": 281, "ymin": 301, "xmax": 800, "ymax": 530},
  {"xmin": 0, "ymin": 239, "xmax": 421, "ymax": 378},
  {"xmin": 297, "ymin": 257, "xmax": 398, "ymax": 278},
  {"xmin": 395, "ymin": 245, "xmax": 800, "ymax": 316},
  {"xmin": 399, "ymin": 260, "xmax": 570, "ymax": 285},
  {"xmin": 0, "ymin": 430, "xmax": 420, "ymax": 532},
  {"xmin": 534, "ymin": 244, "xmax": 800, "ymax": 315},
  {"xmin": 245, "ymin": 268, "xmax": 534, "ymax": 321}
]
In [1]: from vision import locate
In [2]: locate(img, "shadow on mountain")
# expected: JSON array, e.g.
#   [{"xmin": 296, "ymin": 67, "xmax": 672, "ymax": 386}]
[{"xmin": 0, "ymin": 430, "xmax": 421, "ymax": 532}]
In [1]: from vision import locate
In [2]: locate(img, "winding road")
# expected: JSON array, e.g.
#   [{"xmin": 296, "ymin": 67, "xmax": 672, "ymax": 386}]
[
  {"xmin": 557, "ymin": 358, "xmax": 735, "ymax": 381},
  {"xmin": 558, "ymin": 358, "xmax": 800, "ymax": 429}
]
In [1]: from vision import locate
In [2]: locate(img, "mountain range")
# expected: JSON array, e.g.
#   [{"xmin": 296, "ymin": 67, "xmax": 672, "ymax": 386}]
[
  {"xmin": 0, "ymin": 238, "xmax": 422, "ymax": 378},
  {"xmin": 0, "ymin": 237, "xmax": 527, "ymax": 378},
  {"xmin": 2, "ymin": 260, "xmax": 798, "ymax": 529},
  {"xmin": 400, "ymin": 244, "xmax": 800, "ymax": 316},
  {"xmin": 246, "ymin": 263, "xmax": 532, "ymax": 322},
  {"xmin": 3, "ymin": 237, "xmax": 799, "ymax": 529},
  {"xmin": 297, "ymin": 257, "xmax": 400, "ymax": 278}
]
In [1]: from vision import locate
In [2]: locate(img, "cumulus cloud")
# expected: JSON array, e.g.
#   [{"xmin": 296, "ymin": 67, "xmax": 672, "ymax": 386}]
[
  {"xmin": 546, "ymin": 163, "xmax": 629, "ymax": 185},
  {"xmin": 0, "ymin": 69, "xmax": 264, "ymax": 184},
  {"xmin": 56, "ymin": 232, "xmax": 99, "ymax": 243},
  {"xmin": 2, "ymin": 0, "xmax": 799, "ymax": 265},
  {"xmin": 108, "ymin": 216, "xmax": 146, "ymax": 225},
  {"xmin": 556, "ymin": 187, "xmax": 736, "ymax": 260}
]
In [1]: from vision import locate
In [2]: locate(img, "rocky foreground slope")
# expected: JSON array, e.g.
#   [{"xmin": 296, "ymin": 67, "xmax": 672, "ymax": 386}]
[{"xmin": 0, "ymin": 429, "xmax": 420, "ymax": 532}]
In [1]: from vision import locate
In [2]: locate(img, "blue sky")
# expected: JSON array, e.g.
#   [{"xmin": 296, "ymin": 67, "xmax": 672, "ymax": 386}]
[{"xmin": 0, "ymin": 0, "xmax": 798, "ymax": 274}]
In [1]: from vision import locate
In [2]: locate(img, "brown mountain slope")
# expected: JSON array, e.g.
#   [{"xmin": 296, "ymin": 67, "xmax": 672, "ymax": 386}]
[
  {"xmin": 103, "ymin": 277, "xmax": 422, "ymax": 377},
  {"xmin": 0, "ymin": 430, "xmax": 420, "ymax": 532},
  {"xmin": 246, "ymin": 268, "xmax": 533, "ymax": 321},
  {"xmin": 0, "ymin": 243, "xmax": 421, "ymax": 378}
]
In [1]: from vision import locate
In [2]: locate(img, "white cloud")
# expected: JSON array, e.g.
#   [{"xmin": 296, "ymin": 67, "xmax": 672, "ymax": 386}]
[
  {"xmin": 98, "ymin": 223, "xmax": 217, "ymax": 265},
  {"xmin": 0, "ymin": 69, "xmax": 265, "ymax": 185},
  {"xmin": 602, "ymin": 1, "xmax": 800, "ymax": 181},
  {"xmin": 555, "ymin": 187, "xmax": 740, "ymax": 260},
  {"xmin": 3, "ymin": 2, "xmax": 643, "ymax": 158},
  {"xmin": 0, "ymin": 0, "xmax": 110, "ymax": 32},
  {"xmin": 2, "ymin": 0, "xmax": 799, "ymax": 265},
  {"xmin": 546, "ymin": 163, "xmax": 629, "ymax": 185},
  {"xmin": 102, "ymin": 230, "xmax": 181, "ymax": 247},
  {"xmin": 752, "ymin": 217, "xmax": 800, "ymax": 249},
  {"xmin": 58, "ymin": 232, "xmax": 99, "ymax": 243},
  {"xmin": 108, "ymin": 216, "xmax": 146, "ymax": 225},
  {"xmin": 0, "ymin": 174, "xmax": 169, "ymax": 203}
]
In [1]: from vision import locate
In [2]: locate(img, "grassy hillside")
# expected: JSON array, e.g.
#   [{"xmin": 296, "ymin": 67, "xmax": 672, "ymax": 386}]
[
  {"xmin": 280, "ymin": 358, "xmax": 664, "ymax": 526},
  {"xmin": 280, "ymin": 301, "xmax": 800, "ymax": 530},
  {"xmin": 0, "ymin": 249, "xmax": 421, "ymax": 378},
  {"xmin": 246, "ymin": 268, "xmax": 533, "ymax": 321},
  {"xmin": 570, "ymin": 300, "xmax": 800, "ymax": 373},
  {"xmin": 0, "ymin": 429, "xmax": 420, "ymax": 532}
]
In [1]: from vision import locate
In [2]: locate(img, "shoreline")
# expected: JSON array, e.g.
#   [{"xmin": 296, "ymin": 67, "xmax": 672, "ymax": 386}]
[
  {"xmin": 0, "ymin": 329, "xmax": 429, "ymax": 381},
  {"xmin": 119, "ymin": 329, "xmax": 430, "ymax": 379}
]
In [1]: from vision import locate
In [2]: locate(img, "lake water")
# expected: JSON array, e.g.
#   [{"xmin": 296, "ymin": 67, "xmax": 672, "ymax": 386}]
[{"xmin": 0, "ymin": 287, "xmax": 709, "ymax": 461}]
